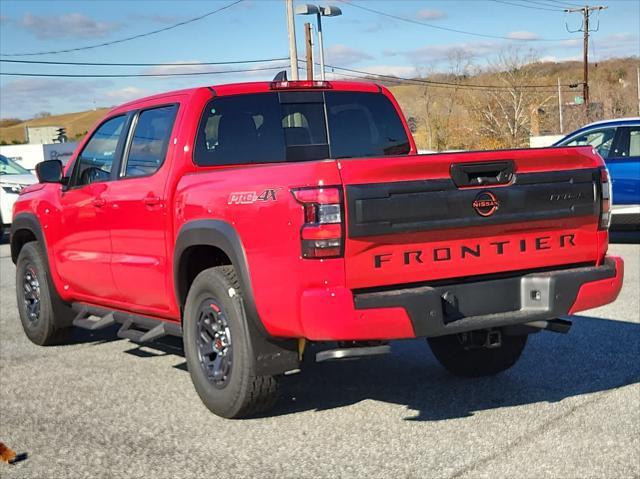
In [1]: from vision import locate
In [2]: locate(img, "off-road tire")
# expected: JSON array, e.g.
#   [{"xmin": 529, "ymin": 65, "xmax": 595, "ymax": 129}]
[
  {"xmin": 16, "ymin": 242, "xmax": 73, "ymax": 345},
  {"xmin": 427, "ymin": 331, "xmax": 527, "ymax": 377},
  {"xmin": 183, "ymin": 266, "xmax": 278, "ymax": 419}
]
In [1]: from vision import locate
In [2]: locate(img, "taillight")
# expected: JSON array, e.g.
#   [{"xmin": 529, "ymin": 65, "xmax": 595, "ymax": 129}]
[
  {"xmin": 292, "ymin": 186, "xmax": 343, "ymax": 258},
  {"xmin": 599, "ymin": 168, "xmax": 612, "ymax": 230}
]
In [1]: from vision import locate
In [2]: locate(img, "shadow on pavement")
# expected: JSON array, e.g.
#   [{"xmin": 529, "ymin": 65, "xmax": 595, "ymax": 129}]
[
  {"xmin": 57, "ymin": 324, "xmax": 122, "ymax": 346},
  {"xmin": 50, "ymin": 314, "xmax": 640, "ymax": 421},
  {"xmin": 270, "ymin": 315, "xmax": 640, "ymax": 420}
]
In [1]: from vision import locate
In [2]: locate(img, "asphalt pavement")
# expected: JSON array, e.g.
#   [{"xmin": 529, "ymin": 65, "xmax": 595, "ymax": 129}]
[{"xmin": 0, "ymin": 235, "xmax": 638, "ymax": 479}]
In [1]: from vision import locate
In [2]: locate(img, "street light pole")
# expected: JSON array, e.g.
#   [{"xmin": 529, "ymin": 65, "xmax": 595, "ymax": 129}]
[
  {"xmin": 316, "ymin": 11, "xmax": 325, "ymax": 80},
  {"xmin": 295, "ymin": 4, "xmax": 341, "ymax": 81}
]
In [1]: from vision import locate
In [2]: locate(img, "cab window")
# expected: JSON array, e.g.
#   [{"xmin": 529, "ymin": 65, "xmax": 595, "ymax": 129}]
[
  {"xmin": 122, "ymin": 105, "xmax": 178, "ymax": 178},
  {"xmin": 72, "ymin": 115, "xmax": 126, "ymax": 187}
]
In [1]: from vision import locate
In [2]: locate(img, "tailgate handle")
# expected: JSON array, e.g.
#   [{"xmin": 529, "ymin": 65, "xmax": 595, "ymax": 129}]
[{"xmin": 450, "ymin": 161, "xmax": 515, "ymax": 187}]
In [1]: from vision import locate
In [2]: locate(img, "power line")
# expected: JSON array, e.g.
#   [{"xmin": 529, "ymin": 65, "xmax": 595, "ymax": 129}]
[
  {"xmin": 321, "ymin": 62, "xmax": 579, "ymax": 91},
  {"xmin": 326, "ymin": 68, "xmax": 572, "ymax": 94},
  {"xmin": 490, "ymin": 0, "xmax": 564, "ymax": 12},
  {"xmin": 0, "ymin": 64, "xmax": 289, "ymax": 78},
  {"xmin": 0, "ymin": 57, "xmax": 289, "ymax": 67},
  {"xmin": 337, "ymin": 0, "xmax": 570, "ymax": 41},
  {"xmin": 545, "ymin": 0, "xmax": 586, "ymax": 8},
  {"xmin": 527, "ymin": 0, "xmax": 577, "ymax": 9},
  {"xmin": 0, "ymin": 0, "xmax": 243, "ymax": 57}
]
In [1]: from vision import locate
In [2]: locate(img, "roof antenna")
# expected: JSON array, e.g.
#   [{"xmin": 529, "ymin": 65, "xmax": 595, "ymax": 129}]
[{"xmin": 273, "ymin": 70, "xmax": 288, "ymax": 82}]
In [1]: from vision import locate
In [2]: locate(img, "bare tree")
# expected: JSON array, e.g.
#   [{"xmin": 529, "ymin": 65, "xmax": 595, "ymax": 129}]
[{"xmin": 470, "ymin": 47, "xmax": 553, "ymax": 148}]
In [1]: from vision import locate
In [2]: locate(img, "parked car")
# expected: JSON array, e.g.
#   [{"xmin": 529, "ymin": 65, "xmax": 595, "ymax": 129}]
[
  {"xmin": 11, "ymin": 80, "xmax": 623, "ymax": 418},
  {"xmin": 0, "ymin": 154, "xmax": 37, "ymax": 237},
  {"xmin": 554, "ymin": 118, "xmax": 640, "ymax": 228}
]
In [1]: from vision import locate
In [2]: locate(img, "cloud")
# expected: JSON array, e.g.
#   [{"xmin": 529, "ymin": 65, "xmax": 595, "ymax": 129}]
[
  {"xmin": 336, "ymin": 64, "xmax": 419, "ymax": 78},
  {"xmin": 406, "ymin": 41, "xmax": 499, "ymax": 64},
  {"xmin": 140, "ymin": 59, "xmax": 290, "ymax": 79},
  {"xmin": 103, "ymin": 87, "xmax": 149, "ymax": 104},
  {"xmin": 558, "ymin": 39, "xmax": 581, "ymax": 47},
  {"xmin": 539, "ymin": 55, "xmax": 582, "ymax": 63},
  {"xmin": 553, "ymin": 32, "xmax": 638, "ymax": 58},
  {"xmin": 0, "ymin": 78, "xmax": 111, "ymax": 118},
  {"xmin": 594, "ymin": 32, "xmax": 640, "ymax": 56},
  {"xmin": 507, "ymin": 31, "xmax": 541, "ymax": 41},
  {"xmin": 19, "ymin": 12, "xmax": 122, "ymax": 39},
  {"xmin": 325, "ymin": 44, "xmax": 374, "ymax": 65},
  {"xmin": 0, "ymin": 15, "xmax": 8, "ymax": 24},
  {"xmin": 416, "ymin": 9, "xmax": 446, "ymax": 20},
  {"xmin": 141, "ymin": 61, "xmax": 225, "ymax": 76}
]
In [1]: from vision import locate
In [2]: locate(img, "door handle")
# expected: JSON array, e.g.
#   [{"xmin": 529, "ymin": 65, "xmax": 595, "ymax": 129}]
[
  {"xmin": 92, "ymin": 197, "xmax": 106, "ymax": 208},
  {"xmin": 143, "ymin": 195, "xmax": 162, "ymax": 207}
]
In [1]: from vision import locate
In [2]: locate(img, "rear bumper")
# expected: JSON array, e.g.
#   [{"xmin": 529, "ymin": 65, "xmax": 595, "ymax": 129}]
[{"xmin": 299, "ymin": 256, "xmax": 623, "ymax": 340}]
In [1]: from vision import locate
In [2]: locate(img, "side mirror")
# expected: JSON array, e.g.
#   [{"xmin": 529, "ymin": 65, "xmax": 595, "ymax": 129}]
[{"xmin": 35, "ymin": 160, "xmax": 63, "ymax": 184}]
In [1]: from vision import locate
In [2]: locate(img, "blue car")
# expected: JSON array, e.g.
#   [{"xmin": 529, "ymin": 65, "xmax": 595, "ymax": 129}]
[{"xmin": 554, "ymin": 118, "xmax": 640, "ymax": 228}]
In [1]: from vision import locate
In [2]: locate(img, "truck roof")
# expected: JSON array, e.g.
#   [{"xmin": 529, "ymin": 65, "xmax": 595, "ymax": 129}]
[{"xmin": 114, "ymin": 80, "xmax": 383, "ymax": 111}]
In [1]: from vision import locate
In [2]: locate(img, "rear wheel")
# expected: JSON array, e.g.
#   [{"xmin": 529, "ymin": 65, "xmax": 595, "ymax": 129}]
[
  {"xmin": 16, "ymin": 242, "xmax": 73, "ymax": 345},
  {"xmin": 427, "ymin": 329, "xmax": 527, "ymax": 377},
  {"xmin": 183, "ymin": 266, "xmax": 278, "ymax": 418}
]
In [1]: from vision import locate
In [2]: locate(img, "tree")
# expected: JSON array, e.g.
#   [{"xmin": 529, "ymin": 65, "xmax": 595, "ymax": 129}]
[{"xmin": 469, "ymin": 47, "xmax": 554, "ymax": 148}]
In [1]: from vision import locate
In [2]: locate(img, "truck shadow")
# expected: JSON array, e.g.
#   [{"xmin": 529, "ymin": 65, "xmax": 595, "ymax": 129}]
[
  {"xmin": 272, "ymin": 315, "xmax": 640, "ymax": 421},
  {"xmin": 81, "ymin": 314, "xmax": 639, "ymax": 421}
]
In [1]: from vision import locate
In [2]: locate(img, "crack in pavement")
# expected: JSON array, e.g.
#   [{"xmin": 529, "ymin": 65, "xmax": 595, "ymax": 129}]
[{"xmin": 447, "ymin": 376, "xmax": 639, "ymax": 479}]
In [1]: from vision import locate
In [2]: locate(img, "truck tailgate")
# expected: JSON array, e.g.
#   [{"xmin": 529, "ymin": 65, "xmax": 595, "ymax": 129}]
[{"xmin": 339, "ymin": 146, "xmax": 604, "ymax": 289}]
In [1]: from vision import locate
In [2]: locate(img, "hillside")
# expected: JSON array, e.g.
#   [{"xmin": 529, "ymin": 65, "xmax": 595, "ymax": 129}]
[
  {"xmin": 388, "ymin": 56, "xmax": 639, "ymax": 150},
  {"xmin": 0, "ymin": 108, "xmax": 110, "ymax": 144}
]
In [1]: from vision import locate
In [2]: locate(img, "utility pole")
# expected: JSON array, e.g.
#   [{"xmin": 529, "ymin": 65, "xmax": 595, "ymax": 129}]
[
  {"xmin": 304, "ymin": 23, "xmax": 314, "ymax": 80},
  {"xmin": 285, "ymin": 0, "xmax": 299, "ymax": 80},
  {"xmin": 557, "ymin": 77, "xmax": 564, "ymax": 134},
  {"xmin": 637, "ymin": 66, "xmax": 640, "ymax": 116},
  {"xmin": 565, "ymin": 5, "xmax": 607, "ymax": 114}
]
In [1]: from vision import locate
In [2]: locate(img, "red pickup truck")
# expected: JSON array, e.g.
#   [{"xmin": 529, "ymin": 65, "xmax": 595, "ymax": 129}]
[{"xmin": 11, "ymin": 80, "xmax": 623, "ymax": 418}]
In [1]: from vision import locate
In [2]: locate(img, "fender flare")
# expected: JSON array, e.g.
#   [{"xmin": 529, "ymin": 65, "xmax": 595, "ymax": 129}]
[
  {"xmin": 174, "ymin": 219, "xmax": 262, "ymax": 333},
  {"xmin": 173, "ymin": 219, "xmax": 298, "ymax": 375},
  {"xmin": 10, "ymin": 212, "xmax": 67, "ymax": 306},
  {"xmin": 11, "ymin": 213, "xmax": 46, "ymax": 264}
]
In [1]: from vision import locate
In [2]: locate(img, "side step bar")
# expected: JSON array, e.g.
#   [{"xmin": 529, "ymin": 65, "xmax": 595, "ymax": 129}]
[
  {"xmin": 71, "ymin": 303, "xmax": 182, "ymax": 344},
  {"xmin": 316, "ymin": 344, "xmax": 391, "ymax": 362}
]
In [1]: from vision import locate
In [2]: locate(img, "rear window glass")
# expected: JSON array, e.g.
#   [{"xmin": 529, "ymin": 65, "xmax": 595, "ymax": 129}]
[
  {"xmin": 195, "ymin": 91, "xmax": 410, "ymax": 166},
  {"xmin": 326, "ymin": 92, "xmax": 411, "ymax": 158}
]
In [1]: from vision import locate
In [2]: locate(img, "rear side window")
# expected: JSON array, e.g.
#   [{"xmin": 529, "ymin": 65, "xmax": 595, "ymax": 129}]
[
  {"xmin": 630, "ymin": 128, "xmax": 640, "ymax": 157},
  {"xmin": 194, "ymin": 91, "xmax": 410, "ymax": 166},
  {"xmin": 197, "ymin": 94, "xmax": 284, "ymax": 166},
  {"xmin": 123, "ymin": 105, "xmax": 178, "ymax": 177},
  {"xmin": 73, "ymin": 115, "xmax": 126, "ymax": 186},
  {"xmin": 611, "ymin": 126, "xmax": 640, "ymax": 159}
]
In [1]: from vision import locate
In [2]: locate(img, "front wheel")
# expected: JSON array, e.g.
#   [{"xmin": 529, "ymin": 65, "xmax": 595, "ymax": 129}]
[
  {"xmin": 427, "ymin": 329, "xmax": 527, "ymax": 377},
  {"xmin": 183, "ymin": 266, "xmax": 278, "ymax": 419},
  {"xmin": 16, "ymin": 242, "xmax": 73, "ymax": 345}
]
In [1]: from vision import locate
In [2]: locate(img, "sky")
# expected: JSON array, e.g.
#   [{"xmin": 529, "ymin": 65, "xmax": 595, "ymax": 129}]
[{"xmin": 0, "ymin": 0, "xmax": 638, "ymax": 119}]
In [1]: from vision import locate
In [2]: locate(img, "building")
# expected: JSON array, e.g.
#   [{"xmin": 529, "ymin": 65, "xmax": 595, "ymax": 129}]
[{"xmin": 0, "ymin": 142, "xmax": 77, "ymax": 170}]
